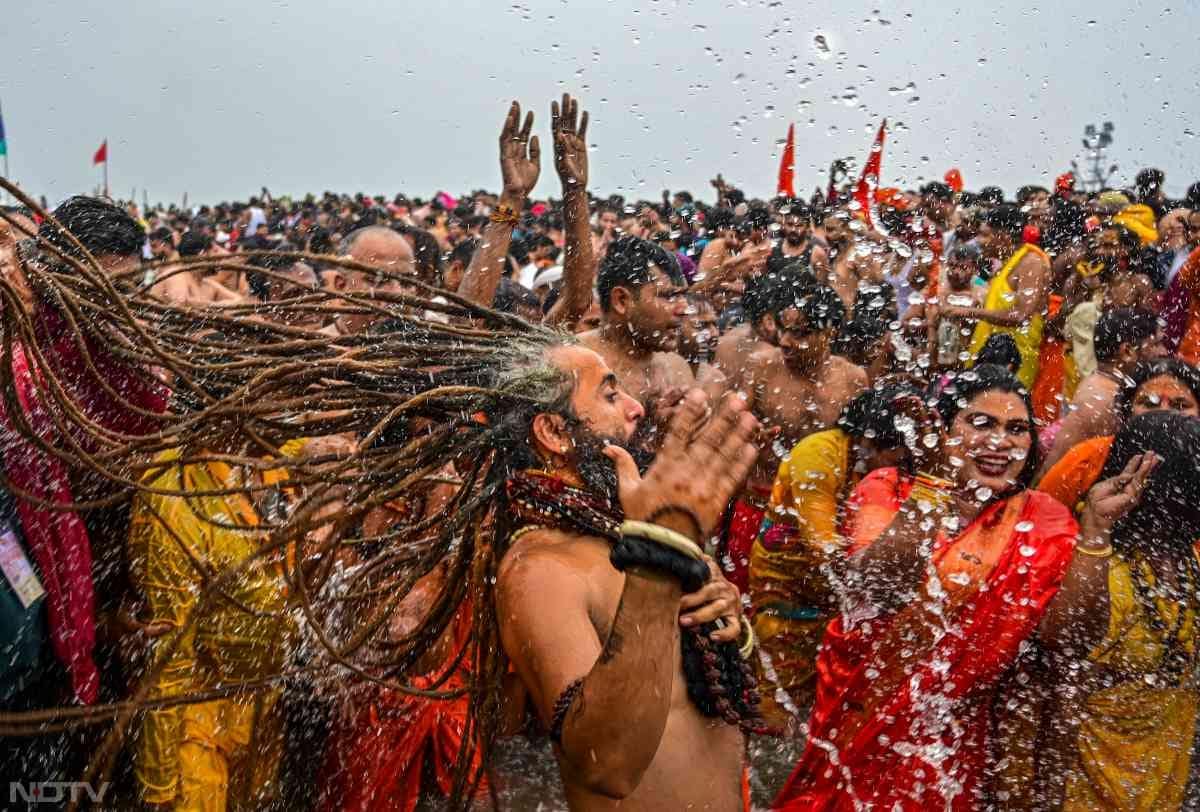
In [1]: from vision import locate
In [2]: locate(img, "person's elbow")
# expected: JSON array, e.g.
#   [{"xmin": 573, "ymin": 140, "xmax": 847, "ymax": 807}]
[{"xmin": 573, "ymin": 754, "xmax": 652, "ymax": 799}]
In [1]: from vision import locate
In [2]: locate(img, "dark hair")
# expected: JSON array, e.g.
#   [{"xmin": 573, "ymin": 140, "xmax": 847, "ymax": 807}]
[
  {"xmin": 921, "ymin": 181, "xmax": 954, "ymax": 201},
  {"xmin": 307, "ymin": 226, "xmax": 334, "ymax": 255},
  {"xmin": 493, "ymin": 276, "xmax": 541, "ymax": 316},
  {"xmin": 838, "ymin": 381, "xmax": 917, "ymax": 448},
  {"xmin": 984, "ymin": 203, "xmax": 1025, "ymax": 236},
  {"xmin": 832, "ymin": 313, "xmax": 888, "ymax": 364},
  {"xmin": 1116, "ymin": 358, "xmax": 1200, "ymax": 424},
  {"xmin": 744, "ymin": 265, "xmax": 817, "ymax": 327},
  {"xmin": 148, "ymin": 226, "xmax": 174, "ymax": 244},
  {"xmin": 448, "ymin": 238, "xmax": 478, "ymax": 268},
  {"xmin": 787, "ymin": 282, "xmax": 846, "ymax": 333},
  {"xmin": 976, "ymin": 333, "xmax": 1022, "ymax": 373},
  {"xmin": 596, "ymin": 235, "xmax": 683, "ymax": 312},
  {"xmin": 978, "ymin": 186, "xmax": 1005, "ymax": 206},
  {"xmin": 1094, "ymin": 308, "xmax": 1159, "ymax": 363},
  {"xmin": 934, "ymin": 364, "xmax": 1039, "ymax": 491},
  {"xmin": 1102, "ymin": 411, "xmax": 1200, "ymax": 552},
  {"xmin": 177, "ymin": 230, "xmax": 213, "ymax": 257},
  {"xmin": 706, "ymin": 207, "xmax": 736, "ymax": 232},
  {"xmin": 39, "ymin": 196, "xmax": 144, "ymax": 263},
  {"xmin": 246, "ymin": 245, "xmax": 309, "ymax": 300},
  {"xmin": 1015, "ymin": 185, "xmax": 1049, "ymax": 205},
  {"xmin": 393, "ymin": 224, "xmax": 442, "ymax": 286}
]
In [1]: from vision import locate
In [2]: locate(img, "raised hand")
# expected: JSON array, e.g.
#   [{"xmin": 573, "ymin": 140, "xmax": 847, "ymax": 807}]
[
  {"xmin": 551, "ymin": 93, "xmax": 589, "ymax": 190},
  {"xmin": 499, "ymin": 101, "xmax": 541, "ymax": 199},
  {"xmin": 892, "ymin": 393, "xmax": 949, "ymax": 476},
  {"xmin": 606, "ymin": 390, "xmax": 759, "ymax": 540},
  {"xmin": 1082, "ymin": 452, "xmax": 1158, "ymax": 531}
]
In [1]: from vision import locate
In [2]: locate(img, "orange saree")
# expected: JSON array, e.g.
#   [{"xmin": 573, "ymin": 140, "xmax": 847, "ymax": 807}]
[{"xmin": 773, "ymin": 469, "xmax": 1078, "ymax": 811}]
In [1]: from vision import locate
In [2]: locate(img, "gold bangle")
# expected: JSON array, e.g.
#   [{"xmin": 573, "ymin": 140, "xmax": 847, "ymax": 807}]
[
  {"xmin": 738, "ymin": 618, "xmax": 756, "ymax": 660},
  {"xmin": 1076, "ymin": 543, "xmax": 1113, "ymax": 558},
  {"xmin": 619, "ymin": 520, "xmax": 705, "ymax": 562}
]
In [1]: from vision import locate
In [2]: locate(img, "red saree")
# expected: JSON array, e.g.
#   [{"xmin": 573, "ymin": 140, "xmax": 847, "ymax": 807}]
[{"xmin": 773, "ymin": 468, "xmax": 1077, "ymax": 811}]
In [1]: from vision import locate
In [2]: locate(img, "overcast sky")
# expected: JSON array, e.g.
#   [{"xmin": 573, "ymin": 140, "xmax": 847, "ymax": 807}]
[{"xmin": 3, "ymin": 0, "xmax": 1197, "ymax": 207}]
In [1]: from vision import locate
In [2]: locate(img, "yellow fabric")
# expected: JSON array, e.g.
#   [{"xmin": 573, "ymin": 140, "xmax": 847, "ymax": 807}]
[
  {"xmin": 129, "ymin": 446, "xmax": 293, "ymax": 808},
  {"xmin": 1063, "ymin": 554, "xmax": 1200, "ymax": 811},
  {"xmin": 968, "ymin": 243, "xmax": 1047, "ymax": 388},
  {"xmin": 1113, "ymin": 204, "xmax": 1160, "ymax": 247},
  {"xmin": 749, "ymin": 429, "xmax": 852, "ymax": 729}
]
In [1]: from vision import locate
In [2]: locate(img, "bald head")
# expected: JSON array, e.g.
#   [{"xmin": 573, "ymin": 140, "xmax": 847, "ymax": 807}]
[{"xmin": 338, "ymin": 226, "xmax": 415, "ymax": 291}]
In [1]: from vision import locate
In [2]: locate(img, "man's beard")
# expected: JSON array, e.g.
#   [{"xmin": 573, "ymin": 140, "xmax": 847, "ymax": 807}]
[
  {"xmin": 784, "ymin": 231, "xmax": 806, "ymax": 247},
  {"xmin": 571, "ymin": 425, "xmax": 655, "ymax": 507}
]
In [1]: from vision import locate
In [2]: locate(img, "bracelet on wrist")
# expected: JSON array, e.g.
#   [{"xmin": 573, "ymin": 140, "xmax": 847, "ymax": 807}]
[
  {"xmin": 738, "ymin": 618, "xmax": 756, "ymax": 660},
  {"xmin": 489, "ymin": 204, "xmax": 521, "ymax": 227},
  {"xmin": 1076, "ymin": 542, "xmax": 1113, "ymax": 558},
  {"xmin": 619, "ymin": 520, "xmax": 705, "ymax": 561}
]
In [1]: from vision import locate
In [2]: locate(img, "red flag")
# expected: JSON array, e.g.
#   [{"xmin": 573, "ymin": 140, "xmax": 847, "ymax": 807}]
[
  {"xmin": 776, "ymin": 123, "xmax": 796, "ymax": 197},
  {"xmin": 944, "ymin": 168, "xmax": 964, "ymax": 193},
  {"xmin": 92, "ymin": 140, "xmax": 107, "ymax": 165},
  {"xmin": 853, "ymin": 120, "xmax": 886, "ymax": 227}
]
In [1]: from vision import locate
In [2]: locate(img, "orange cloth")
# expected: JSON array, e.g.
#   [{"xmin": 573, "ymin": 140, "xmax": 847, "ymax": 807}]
[
  {"xmin": 1031, "ymin": 295, "xmax": 1067, "ymax": 424},
  {"xmin": 1177, "ymin": 246, "xmax": 1200, "ymax": 364},
  {"xmin": 318, "ymin": 607, "xmax": 485, "ymax": 812},
  {"xmin": 1037, "ymin": 435, "xmax": 1115, "ymax": 515},
  {"xmin": 773, "ymin": 469, "xmax": 1079, "ymax": 811}
]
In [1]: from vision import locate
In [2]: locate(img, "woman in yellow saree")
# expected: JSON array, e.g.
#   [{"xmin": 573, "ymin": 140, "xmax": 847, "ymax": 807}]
[{"xmin": 1034, "ymin": 411, "xmax": 1200, "ymax": 810}]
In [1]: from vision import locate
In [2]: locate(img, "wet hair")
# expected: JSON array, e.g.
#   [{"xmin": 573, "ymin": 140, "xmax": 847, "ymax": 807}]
[
  {"xmin": 785, "ymin": 282, "xmax": 846, "ymax": 333},
  {"xmin": 306, "ymin": 226, "xmax": 334, "ymax": 255},
  {"xmin": 745, "ymin": 265, "xmax": 817, "ymax": 327},
  {"xmin": 975, "ymin": 333, "xmax": 1022, "ymax": 373},
  {"xmin": 176, "ymin": 230, "xmax": 213, "ymax": 257},
  {"xmin": 1093, "ymin": 308, "xmax": 1159, "ymax": 363},
  {"xmin": 596, "ymin": 235, "xmax": 683, "ymax": 312},
  {"xmin": 1116, "ymin": 358, "xmax": 1200, "ymax": 424},
  {"xmin": 838, "ymin": 381, "xmax": 917, "ymax": 447},
  {"xmin": 984, "ymin": 203, "xmax": 1025, "ymax": 236},
  {"xmin": 934, "ymin": 364, "xmax": 1039, "ymax": 491},
  {"xmin": 1102, "ymin": 411, "xmax": 1200, "ymax": 551},
  {"xmin": 776, "ymin": 197, "xmax": 811, "ymax": 221},
  {"xmin": 38, "ymin": 196, "xmax": 144, "ymax": 263},
  {"xmin": 393, "ymin": 224, "xmax": 442, "ymax": 286},
  {"xmin": 832, "ymin": 313, "xmax": 888, "ymax": 365},
  {"xmin": 148, "ymin": 226, "xmax": 174, "ymax": 244}
]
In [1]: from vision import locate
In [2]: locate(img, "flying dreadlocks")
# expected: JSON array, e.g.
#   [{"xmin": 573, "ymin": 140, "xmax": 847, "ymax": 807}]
[{"xmin": 0, "ymin": 183, "xmax": 763, "ymax": 810}]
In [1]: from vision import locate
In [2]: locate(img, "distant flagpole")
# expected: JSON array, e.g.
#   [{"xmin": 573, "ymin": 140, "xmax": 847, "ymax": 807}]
[{"xmin": 93, "ymin": 139, "xmax": 109, "ymax": 197}]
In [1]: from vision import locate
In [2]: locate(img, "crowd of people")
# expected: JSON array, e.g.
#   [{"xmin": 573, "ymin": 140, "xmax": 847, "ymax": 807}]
[{"xmin": 2, "ymin": 91, "xmax": 1200, "ymax": 811}]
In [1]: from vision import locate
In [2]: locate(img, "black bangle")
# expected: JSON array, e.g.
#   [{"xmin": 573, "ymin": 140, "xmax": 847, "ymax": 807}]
[
  {"xmin": 550, "ymin": 677, "xmax": 584, "ymax": 745},
  {"xmin": 611, "ymin": 534, "xmax": 710, "ymax": 593}
]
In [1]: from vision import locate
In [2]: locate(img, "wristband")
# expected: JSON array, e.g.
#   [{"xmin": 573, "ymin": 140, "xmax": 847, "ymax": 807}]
[
  {"xmin": 738, "ymin": 618, "xmax": 756, "ymax": 660},
  {"xmin": 619, "ymin": 520, "xmax": 704, "ymax": 561},
  {"xmin": 489, "ymin": 205, "xmax": 520, "ymax": 227},
  {"xmin": 1075, "ymin": 543, "xmax": 1113, "ymax": 558}
]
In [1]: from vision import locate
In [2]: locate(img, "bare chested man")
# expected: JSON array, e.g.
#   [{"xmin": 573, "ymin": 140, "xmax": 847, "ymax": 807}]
[
  {"xmin": 710, "ymin": 281, "xmax": 867, "ymax": 591},
  {"xmin": 695, "ymin": 207, "xmax": 771, "ymax": 293},
  {"xmin": 149, "ymin": 230, "xmax": 242, "ymax": 305},
  {"xmin": 1038, "ymin": 307, "xmax": 1166, "ymax": 476},
  {"xmin": 497, "ymin": 346, "xmax": 759, "ymax": 811},
  {"xmin": 578, "ymin": 235, "xmax": 693, "ymax": 447}
]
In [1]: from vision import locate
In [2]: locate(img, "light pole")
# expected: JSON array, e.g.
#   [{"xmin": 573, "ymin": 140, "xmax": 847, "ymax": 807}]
[{"xmin": 1071, "ymin": 121, "xmax": 1118, "ymax": 193}]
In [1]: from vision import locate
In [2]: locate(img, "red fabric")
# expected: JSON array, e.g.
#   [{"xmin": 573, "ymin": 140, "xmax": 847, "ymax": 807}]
[
  {"xmin": 92, "ymin": 140, "xmax": 107, "ymax": 165},
  {"xmin": 1031, "ymin": 295, "xmax": 1066, "ymax": 423},
  {"xmin": 721, "ymin": 492, "xmax": 767, "ymax": 595},
  {"xmin": 0, "ymin": 305, "xmax": 166, "ymax": 703},
  {"xmin": 777, "ymin": 124, "xmax": 796, "ymax": 197},
  {"xmin": 853, "ymin": 121, "xmax": 887, "ymax": 228},
  {"xmin": 944, "ymin": 168, "xmax": 964, "ymax": 193},
  {"xmin": 773, "ymin": 469, "xmax": 1078, "ymax": 811}
]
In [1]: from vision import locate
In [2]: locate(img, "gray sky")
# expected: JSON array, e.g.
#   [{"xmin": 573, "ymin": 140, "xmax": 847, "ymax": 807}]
[{"xmin": 3, "ymin": 0, "xmax": 1197, "ymax": 207}]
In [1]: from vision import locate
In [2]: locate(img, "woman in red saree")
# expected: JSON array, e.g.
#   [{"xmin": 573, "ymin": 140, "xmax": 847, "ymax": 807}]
[{"xmin": 774, "ymin": 364, "xmax": 1154, "ymax": 811}]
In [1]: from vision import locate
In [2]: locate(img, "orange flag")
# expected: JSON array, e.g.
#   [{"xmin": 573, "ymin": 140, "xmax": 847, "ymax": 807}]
[
  {"xmin": 853, "ymin": 120, "xmax": 886, "ymax": 227},
  {"xmin": 777, "ymin": 123, "xmax": 796, "ymax": 197}
]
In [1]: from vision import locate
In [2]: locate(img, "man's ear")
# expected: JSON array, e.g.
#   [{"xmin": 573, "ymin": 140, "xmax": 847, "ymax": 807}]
[
  {"xmin": 531, "ymin": 413, "xmax": 571, "ymax": 458},
  {"xmin": 609, "ymin": 285, "xmax": 635, "ymax": 318}
]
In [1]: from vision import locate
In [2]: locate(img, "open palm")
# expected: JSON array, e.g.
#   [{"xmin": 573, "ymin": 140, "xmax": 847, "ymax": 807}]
[
  {"xmin": 499, "ymin": 101, "xmax": 540, "ymax": 198},
  {"xmin": 551, "ymin": 93, "xmax": 589, "ymax": 189}
]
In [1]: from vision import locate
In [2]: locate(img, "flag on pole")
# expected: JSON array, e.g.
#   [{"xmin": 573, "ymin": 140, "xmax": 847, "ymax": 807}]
[
  {"xmin": 93, "ymin": 140, "xmax": 108, "ymax": 165},
  {"xmin": 853, "ymin": 120, "xmax": 887, "ymax": 228},
  {"xmin": 776, "ymin": 123, "xmax": 796, "ymax": 197},
  {"xmin": 0, "ymin": 104, "xmax": 7, "ymax": 157}
]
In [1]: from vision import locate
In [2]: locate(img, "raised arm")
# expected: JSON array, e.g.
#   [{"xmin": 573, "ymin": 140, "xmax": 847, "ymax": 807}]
[
  {"xmin": 949, "ymin": 252, "xmax": 1049, "ymax": 328},
  {"xmin": 544, "ymin": 93, "xmax": 595, "ymax": 329},
  {"xmin": 457, "ymin": 101, "xmax": 541, "ymax": 309}
]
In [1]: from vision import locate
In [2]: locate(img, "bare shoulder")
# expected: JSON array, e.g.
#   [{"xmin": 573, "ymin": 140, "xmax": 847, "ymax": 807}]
[
  {"xmin": 497, "ymin": 526, "xmax": 611, "ymax": 599},
  {"xmin": 653, "ymin": 350, "xmax": 695, "ymax": 388},
  {"xmin": 829, "ymin": 354, "xmax": 868, "ymax": 388},
  {"xmin": 576, "ymin": 329, "xmax": 603, "ymax": 353}
]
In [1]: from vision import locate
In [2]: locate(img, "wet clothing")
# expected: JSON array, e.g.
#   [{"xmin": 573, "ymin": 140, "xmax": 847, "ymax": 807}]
[
  {"xmin": 129, "ymin": 447, "xmax": 292, "ymax": 809},
  {"xmin": 722, "ymin": 486, "xmax": 770, "ymax": 595},
  {"xmin": 749, "ymin": 429, "xmax": 854, "ymax": 731},
  {"xmin": 1059, "ymin": 554, "xmax": 1200, "ymax": 811},
  {"xmin": 774, "ymin": 469, "xmax": 1077, "ymax": 811},
  {"xmin": 1032, "ymin": 294, "xmax": 1067, "ymax": 424},
  {"xmin": 968, "ymin": 243, "xmax": 1049, "ymax": 388},
  {"xmin": 1038, "ymin": 435, "xmax": 1115, "ymax": 515},
  {"xmin": 1176, "ymin": 246, "xmax": 1200, "ymax": 365}
]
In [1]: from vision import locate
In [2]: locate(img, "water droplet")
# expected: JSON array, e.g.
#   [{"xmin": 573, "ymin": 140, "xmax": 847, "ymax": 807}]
[{"xmin": 1015, "ymin": 521, "xmax": 1034, "ymax": 533}]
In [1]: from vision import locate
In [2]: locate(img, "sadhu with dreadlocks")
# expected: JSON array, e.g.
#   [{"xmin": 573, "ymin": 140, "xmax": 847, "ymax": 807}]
[{"xmin": 0, "ymin": 173, "xmax": 765, "ymax": 810}]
